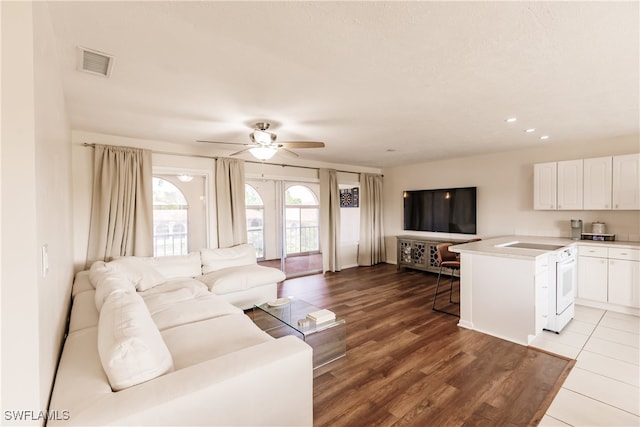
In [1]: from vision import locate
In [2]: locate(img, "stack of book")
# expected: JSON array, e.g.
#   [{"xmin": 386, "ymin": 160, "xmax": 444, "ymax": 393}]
[{"xmin": 306, "ymin": 309, "xmax": 336, "ymax": 324}]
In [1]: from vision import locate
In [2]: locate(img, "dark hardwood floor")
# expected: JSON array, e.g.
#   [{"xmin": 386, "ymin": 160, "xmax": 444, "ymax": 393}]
[{"xmin": 276, "ymin": 263, "xmax": 573, "ymax": 427}]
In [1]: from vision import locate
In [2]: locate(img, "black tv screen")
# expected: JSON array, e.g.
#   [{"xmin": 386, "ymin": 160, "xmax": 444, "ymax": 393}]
[{"xmin": 403, "ymin": 187, "xmax": 477, "ymax": 234}]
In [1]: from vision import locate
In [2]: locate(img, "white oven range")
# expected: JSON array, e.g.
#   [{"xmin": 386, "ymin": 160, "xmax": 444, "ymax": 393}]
[{"xmin": 544, "ymin": 246, "xmax": 578, "ymax": 333}]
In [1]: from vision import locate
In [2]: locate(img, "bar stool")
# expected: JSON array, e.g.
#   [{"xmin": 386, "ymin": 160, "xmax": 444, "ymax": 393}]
[{"xmin": 431, "ymin": 243, "xmax": 460, "ymax": 316}]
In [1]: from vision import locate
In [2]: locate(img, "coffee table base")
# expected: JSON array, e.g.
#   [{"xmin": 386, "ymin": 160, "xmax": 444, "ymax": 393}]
[{"xmin": 252, "ymin": 301, "xmax": 346, "ymax": 369}]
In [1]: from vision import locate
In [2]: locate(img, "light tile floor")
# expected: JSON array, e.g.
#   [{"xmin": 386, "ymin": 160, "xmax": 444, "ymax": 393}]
[{"xmin": 532, "ymin": 305, "xmax": 640, "ymax": 426}]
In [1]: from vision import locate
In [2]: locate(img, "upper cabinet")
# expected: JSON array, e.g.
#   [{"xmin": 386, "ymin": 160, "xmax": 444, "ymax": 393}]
[
  {"xmin": 557, "ymin": 159, "xmax": 583, "ymax": 210},
  {"xmin": 533, "ymin": 162, "xmax": 557, "ymax": 210},
  {"xmin": 534, "ymin": 153, "xmax": 640, "ymax": 211},
  {"xmin": 584, "ymin": 156, "xmax": 612, "ymax": 210},
  {"xmin": 612, "ymin": 153, "xmax": 640, "ymax": 210}
]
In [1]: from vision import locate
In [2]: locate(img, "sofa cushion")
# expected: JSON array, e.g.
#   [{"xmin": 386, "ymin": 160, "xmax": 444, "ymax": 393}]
[
  {"xmin": 138, "ymin": 277, "xmax": 208, "ymax": 299},
  {"xmin": 161, "ymin": 313, "xmax": 273, "ymax": 370},
  {"xmin": 142, "ymin": 252, "xmax": 202, "ymax": 279},
  {"xmin": 201, "ymin": 244, "xmax": 257, "ymax": 274},
  {"xmin": 69, "ymin": 290, "xmax": 99, "ymax": 333},
  {"xmin": 94, "ymin": 275, "xmax": 136, "ymax": 312},
  {"xmin": 197, "ymin": 264, "xmax": 286, "ymax": 294},
  {"xmin": 108, "ymin": 257, "xmax": 167, "ymax": 291},
  {"xmin": 72, "ymin": 270, "xmax": 94, "ymax": 298},
  {"xmin": 98, "ymin": 291, "xmax": 174, "ymax": 391},
  {"xmin": 149, "ymin": 293, "xmax": 243, "ymax": 331}
]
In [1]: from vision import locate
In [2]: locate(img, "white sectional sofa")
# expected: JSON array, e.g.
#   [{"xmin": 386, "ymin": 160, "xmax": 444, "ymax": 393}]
[{"xmin": 47, "ymin": 244, "xmax": 313, "ymax": 426}]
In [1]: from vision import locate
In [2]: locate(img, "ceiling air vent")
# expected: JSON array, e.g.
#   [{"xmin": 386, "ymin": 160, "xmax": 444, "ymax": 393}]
[{"xmin": 77, "ymin": 47, "xmax": 114, "ymax": 77}]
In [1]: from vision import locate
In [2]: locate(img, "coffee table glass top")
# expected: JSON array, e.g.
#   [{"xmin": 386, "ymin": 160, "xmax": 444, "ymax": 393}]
[{"xmin": 254, "ymin": 297, "xmax": 344, "ymax": 336}]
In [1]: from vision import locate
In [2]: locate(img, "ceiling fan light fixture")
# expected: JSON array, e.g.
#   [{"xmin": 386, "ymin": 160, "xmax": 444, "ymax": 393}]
[
  {"xmin": 249, "ymin": 146, "xmax": 278, "ymax": 160},
  {"xmin": 250, "ymin": 129, "xmax": 275, "ymax": 145}
]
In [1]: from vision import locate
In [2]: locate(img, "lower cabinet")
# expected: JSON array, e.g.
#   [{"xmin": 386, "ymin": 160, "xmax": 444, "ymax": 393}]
[
  {"xmin": 608, "ymin": 255, "xmax": 640, "ymax": 308},
  {"xmin": 578, "ymin": 253, "xmax": 608, "ymax": 302},
  {"xmin": 578, "ymin": 245, "xmax": 640, "ymax": 309}
]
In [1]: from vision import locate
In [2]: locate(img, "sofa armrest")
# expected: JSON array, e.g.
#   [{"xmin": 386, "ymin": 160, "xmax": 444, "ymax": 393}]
[{"xmin": 48, "ymin": 336, "xmax": 313, "ymax": 427}]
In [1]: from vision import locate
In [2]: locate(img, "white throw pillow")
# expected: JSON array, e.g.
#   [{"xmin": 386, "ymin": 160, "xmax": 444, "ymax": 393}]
[
  {"xmin": 201, "ymin": 244, "xmax": 257, "ymax": 274},
  {"xmin": 98, "ymin": 291, "xmax": 174, "ymax": 391},
  {"xmin": 108, "ymin": 257, "xmax": 167, "ymax": 292}
]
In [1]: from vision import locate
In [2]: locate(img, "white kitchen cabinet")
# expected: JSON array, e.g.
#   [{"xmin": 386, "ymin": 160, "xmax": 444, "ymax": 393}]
[
  {"xmin": 607, "ymin": 248, "xmax": 640, "ymax": 308},
  {"xmin": 577, "ymin": 246, "xmax": 608, "ymax": 302},
  {"xmin": 557, "ymin": 159, "xmax": 583, "ymax": 210},
  {"xmin": 583, "ymin": 156, "xmax": 612, "ymax": 210},
  {"xmin": 534, "ymin": 162, "xmax": 557, "ymax": 210},
  {"xmin": 612, "ymin": 153, "xmax": 640, "ymax": 210},
  {"xmin": 537, "ymin": 154, "xmax": 639, "ymax": 211}
]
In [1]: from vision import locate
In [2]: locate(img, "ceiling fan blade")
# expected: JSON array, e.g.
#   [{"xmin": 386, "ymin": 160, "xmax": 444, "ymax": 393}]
[
  {"xmin": 196, "ymin": 140, "xmax": 250, "ymax": 147},
  {"xmin": 277, "ymin": 141, "xmax": 325, "ymax": 149},
  {"xmin": 229, "ymin": 147, "xmax": 254, "ymax": 156},
  {"xmin": 278, "ymin": 147, "xmax": 299, "ymax": 158}
]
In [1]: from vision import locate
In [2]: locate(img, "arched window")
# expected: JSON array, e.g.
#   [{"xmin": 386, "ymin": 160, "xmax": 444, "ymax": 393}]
[
  {"xmin": 245, "ymin": 184, "xmax": 265, "ymax": 258},
  {"xmin": 285, "ymin": 185, "xmax": 319, "ymax": 255},
  {"xmin": 153, "ymin": 177, "xmax": 188, "ymax": 256}
]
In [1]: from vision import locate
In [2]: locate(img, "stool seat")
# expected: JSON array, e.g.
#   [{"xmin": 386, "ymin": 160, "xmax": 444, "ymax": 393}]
[{"xmin": 440, "ymin": 261, "xmax": 460, "ymax": 268}]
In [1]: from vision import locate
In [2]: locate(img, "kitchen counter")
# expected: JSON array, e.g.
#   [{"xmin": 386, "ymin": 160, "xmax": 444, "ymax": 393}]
[
  {"xmin": 449, "ymin": 235, "xmax": 640, "ymax": 259},
  {"xmin": 449, "ymin": 235, "xmax": 639, "ymax": 346}
]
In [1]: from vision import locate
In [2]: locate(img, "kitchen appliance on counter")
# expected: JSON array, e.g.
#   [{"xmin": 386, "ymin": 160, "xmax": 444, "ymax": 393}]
[
  {"xmin": 570, "ymin": 219, "xmax": 582, "ymax": 240},
  {"xmin": 544, "ymin": 246, "xmax": 577, "ymax": 334},
  {"xmin": 581, "ymin": 221, "xmax": 615, "ymax": 241}
]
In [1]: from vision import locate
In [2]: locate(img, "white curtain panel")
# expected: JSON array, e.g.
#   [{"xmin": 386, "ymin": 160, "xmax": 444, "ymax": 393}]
[
  {"xmin": 320, "ymin": 168, "xmax": 341, "ymax": 273},
  {"xmin": 215, "ymin": 157, "xmax": 247, "ymax": 248},
  {"xmin": 358, "ymin": 173, "xmax": 386, "ymax": 266},
  {"xmin": 86, "ymin": 144, "xmax": 153, "ymax": 268}
]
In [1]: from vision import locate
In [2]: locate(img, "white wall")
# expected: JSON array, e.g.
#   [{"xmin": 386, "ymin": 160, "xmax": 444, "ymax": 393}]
[
  {"xmin": 382, "ymin": 135, "xmax": 640, "ymax": 263},
  {"xmin": 1, "ymin": 2, "xmax": 74, "ymax": 423}
]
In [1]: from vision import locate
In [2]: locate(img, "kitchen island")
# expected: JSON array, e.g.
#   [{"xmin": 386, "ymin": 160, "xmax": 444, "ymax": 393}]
[{"xmin": 450, "ymin": 236, "xmax": 575, "ymax": 346}]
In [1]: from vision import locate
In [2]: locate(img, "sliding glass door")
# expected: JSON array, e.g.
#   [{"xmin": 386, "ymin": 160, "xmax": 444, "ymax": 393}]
[{"xmin": 246, "ymin": 179, "xmax": 322, "ymax": 278}]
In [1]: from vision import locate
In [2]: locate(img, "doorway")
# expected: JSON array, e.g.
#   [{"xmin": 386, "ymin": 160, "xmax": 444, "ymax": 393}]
[{"xmin": 246, "ymin": 179, "xmax": 322, "ymax": 278}]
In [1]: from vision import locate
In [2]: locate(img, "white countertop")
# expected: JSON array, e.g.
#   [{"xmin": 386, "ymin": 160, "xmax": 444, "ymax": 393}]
[{"xmin": 450, "ymin": 235, "xmax": 640, "ymax": 260}]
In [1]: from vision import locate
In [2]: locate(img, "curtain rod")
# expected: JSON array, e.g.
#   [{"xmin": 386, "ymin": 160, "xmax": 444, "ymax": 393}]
[{"xmin": 81, "ymin": 143, "xmax": 380, "ymax": 176}]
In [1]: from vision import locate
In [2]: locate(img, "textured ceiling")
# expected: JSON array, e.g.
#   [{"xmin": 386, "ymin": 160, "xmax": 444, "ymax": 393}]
[{"xmin": 47, "ymin": 1, "xmax": 639, "ymax": 168}]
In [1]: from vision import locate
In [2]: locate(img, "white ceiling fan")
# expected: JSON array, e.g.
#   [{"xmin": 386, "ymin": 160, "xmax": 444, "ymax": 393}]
[{"xmin": 197, "ymin": 122, "xmax": 325, "ymax": 160}]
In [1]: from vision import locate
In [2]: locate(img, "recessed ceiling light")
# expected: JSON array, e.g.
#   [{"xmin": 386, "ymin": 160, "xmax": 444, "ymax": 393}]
[
  {"xmin": 506, "ymin": 117, "xmax": 517, "ymax": 123},
  {"xmin": 525, "ymin": 128, "xmax": 536, "ymax": 133},
  {"xmin": 540, "ymin": 135, "xmax": 550, "ymax": 140}
]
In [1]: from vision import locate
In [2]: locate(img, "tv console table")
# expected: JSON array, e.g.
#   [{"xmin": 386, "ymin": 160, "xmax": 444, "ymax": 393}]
[{"xmin": 396, "ymin": 235, "xmax": 468, "ymax": 274}]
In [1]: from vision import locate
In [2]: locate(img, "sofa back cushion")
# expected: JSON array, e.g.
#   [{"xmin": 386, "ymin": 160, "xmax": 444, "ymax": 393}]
[
  {"xmin": 89, "ymin": 259, "xmax": 166, "ymax": 293},
  {"xmin": 98, "ymin": 291, "xmax": 174, "ymax": 391},
  {"xmin": 140, "ymin": 252, "xmax": 202, "ymax": 279},
  {"xmin": 201, "ymin": 244, "xmax": 257, "ymax": 274}
]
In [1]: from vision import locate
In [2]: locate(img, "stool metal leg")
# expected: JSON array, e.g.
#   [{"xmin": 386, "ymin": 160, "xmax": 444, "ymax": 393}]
[
  {"xmin": 433, "ymin": 266, "xmax": 459, "ymax": 317},
  {"xmin": 432, "ymin": 265, "xmax": 444, "ymax": 310}
]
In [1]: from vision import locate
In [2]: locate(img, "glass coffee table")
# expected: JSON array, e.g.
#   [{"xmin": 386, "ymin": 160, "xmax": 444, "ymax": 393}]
[{"xmin": 252, "ymin": 297, "xmax": 346, "ymax": 368}]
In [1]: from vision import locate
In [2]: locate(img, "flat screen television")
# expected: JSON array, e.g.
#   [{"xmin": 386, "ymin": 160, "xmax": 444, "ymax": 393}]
[{"xmin": 403, "ymin": 187, "xmax": 477, "ymax": 234}]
